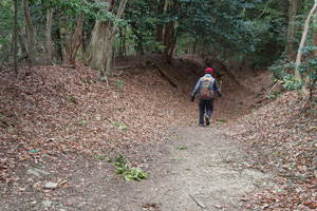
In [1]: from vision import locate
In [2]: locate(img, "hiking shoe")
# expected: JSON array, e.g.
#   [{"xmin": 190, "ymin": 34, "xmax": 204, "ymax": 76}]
[{"xmin": 205, "ymin": 116, "xmax": 210, "ymax": 126}]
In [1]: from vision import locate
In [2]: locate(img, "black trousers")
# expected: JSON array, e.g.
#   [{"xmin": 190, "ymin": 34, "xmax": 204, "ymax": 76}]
[{"xmin": 198, "ymin": 99, "xmax": 214, "ymax": 125}]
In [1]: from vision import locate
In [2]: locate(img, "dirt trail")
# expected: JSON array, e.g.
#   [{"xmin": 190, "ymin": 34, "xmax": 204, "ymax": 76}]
[
  {"xmin": 2, "ymin": 126, "xmax": 274, "ymax": 211},
  {"xmin": 108, "ymin": 127, "xmax": 273, "ymax": 211}
]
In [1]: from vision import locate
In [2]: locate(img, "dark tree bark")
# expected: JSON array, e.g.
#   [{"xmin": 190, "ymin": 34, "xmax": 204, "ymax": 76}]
[
  {"xmin": 286, "ymin": 0, "xmax": 300, "ymax": 60},
  {"xmin": 13, "ymin": 0, "xmax": 18, "ymax": 74},
  {"xmin": 163, "ymin": 21, "xmax": 177, "ymax": 63},
  {"xmin": 22, "ymin": 0, "xmax": 37, "ymax": 64},
  {"xmin": 65, "ymin": 14, "xmax": 84, "ymax": 65},
  {"xmin": 155, "ymin": 0, "xmax": 166, "ymax": 43},
  {"xmin": 162, "ymin": 0, "xmax": 179, "ymax": 63},
  {"xmin": 118, "ymin": 28, "xmax": 127, "ymax": 57},
  {"xmin": 45, "ymin": 8, "xmax": 54, "ymax": 64},
  {"xmin": 53, "ymin": 17, "xmax": 63, "ymax": 63}
]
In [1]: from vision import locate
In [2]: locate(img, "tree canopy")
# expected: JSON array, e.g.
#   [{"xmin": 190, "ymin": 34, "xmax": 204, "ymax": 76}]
[{"xmin": 0, "ymin": 0, "xmax": 316, "ymax": 95}]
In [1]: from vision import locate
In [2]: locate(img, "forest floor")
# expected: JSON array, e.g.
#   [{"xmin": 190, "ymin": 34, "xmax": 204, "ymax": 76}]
[
  {"xmin": 2, "ymin": 126, "xmax": 274, "ymax": 211},
  {"xmin": 0, "ymin": 57, "xmax": 316, "ymax": 210}
]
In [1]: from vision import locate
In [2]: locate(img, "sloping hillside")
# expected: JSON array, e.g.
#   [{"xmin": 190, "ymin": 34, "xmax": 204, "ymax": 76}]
[
  {"xmin": 0, "ymin": 62, "xmax": 197, "ymax": 183},
  {"xmin": 227, "ymin": 91, "xmax": 317, "ymax": 210},
  {"xmin": 0, "ymin": 56, "xmax": 274, "ymax": 182}
]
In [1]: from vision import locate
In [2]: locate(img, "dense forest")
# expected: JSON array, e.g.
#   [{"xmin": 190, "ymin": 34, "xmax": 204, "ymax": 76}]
[
  {"xmin": 0, "ymin": 0, "xmax": 316, "ymax": 95},
  {"xmin": 0, "ymin": 0, "xmax": 316, "ymax": 210}
]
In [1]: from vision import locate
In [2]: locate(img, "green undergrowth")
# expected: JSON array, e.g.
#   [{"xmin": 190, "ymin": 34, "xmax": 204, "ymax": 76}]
[
  {"xmin": 112, "ymin": 155, "xmax": 148, "ymax": 181},
  {"xmin": 176, "ymin": 146, "xmax": 188, "ymax": 150},
  {"xmin": 112, "ymin": 121, "xmax": 128, "ymax": 131}
]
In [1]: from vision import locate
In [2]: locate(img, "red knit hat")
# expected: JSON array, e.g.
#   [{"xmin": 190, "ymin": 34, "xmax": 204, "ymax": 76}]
[{"xmin": 205, "ymin": 67, "xmax": 214, "ymax": 74}]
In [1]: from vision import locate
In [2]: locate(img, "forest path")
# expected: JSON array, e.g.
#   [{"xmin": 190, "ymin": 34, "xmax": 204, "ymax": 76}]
[
  {"xmin": 51, "ymin": 126, "xmax": 273, "ymax": 211},
  {"xmin": 0, "ymin": 62, "xmax": 275, "ymax": 211},
  {"xmin": 1, "ymin": 126, "xmax": 274, "ymax": 211}
]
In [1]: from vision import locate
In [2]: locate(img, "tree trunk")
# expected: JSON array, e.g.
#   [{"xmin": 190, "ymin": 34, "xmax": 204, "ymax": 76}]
[
  {"xmin": 159, "ymin": 0, "xmax": 177, "ymax": 63},
  {"xmin": 163, "ymin": 21, "xmax": 177, "ymax": 63},
  {"xmin": 89, "ymin": 21, "xmax": 112, "ymax": 77},
  {"xmin": 54, "ymin": 18, "xmax": 64, "ymax": 63},
  {"xmin": 66, "ymin": 14, "xmax": 84, "ymax": 65},
  {"xmin": 286, "ymin": 0, "xmax": 300, "ymax": 60},
  {"xmin": 13, "ymin": 0, "xmax": 18, "ymax": 74},
  {"xmin": 22, "ymin": 0, "xmax": 37, "ymax": 64},
  {"xmin": 89, "ymin": 0, "xmax": 128, "ymax": 77},
  {"xmin": 161, "ymin": 0, "xmax": 179, "ymax": 63},
  {"xmin": 155, "ymin": 0, "xmax": 166, "ymax": 44},
  {"xmin": 118, "ymin": 28, "xmax": 125, "ymax": 57},
  {"xmin": 304, "ymin": 13, "xmax": 317, "ymax": 98},
  {"xmin": 45, "ymin": 8, "xmax": 54, "ymax": 64},
  {"xmin": 312, "ymin": 13, "xmax": 317, "ymax": 58},
  {"xmin": 18, "ymin": 29, "xmax": 28, "ymax": 59},
  {"xmin": 295, "ymin": 0, "xmax": 317, "ymax": 96}
]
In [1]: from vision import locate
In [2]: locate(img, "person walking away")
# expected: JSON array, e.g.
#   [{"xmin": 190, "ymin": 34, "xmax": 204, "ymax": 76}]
[{"xmin": 191, "ymin": 67, "xmax": 222, "ymax": 126}]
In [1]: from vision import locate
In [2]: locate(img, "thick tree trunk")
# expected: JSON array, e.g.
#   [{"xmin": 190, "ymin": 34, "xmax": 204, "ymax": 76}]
[
  {"xmin": 22, "ymin": 0, "xmax": 37, "ymax": 64},
  {"xmin": 89, "ymin": 21, "xmax": 113, "ymax": 77},
  {"xmin": 295, "ymin": 0, "xmax": 317, "ymax": 96},
  {"xmin": 45, "ymin": 8, "xmax": 54, "ymax": 64},
  {"xmin": 89, "ymin": 0, "xmax": 128, "ymax": 77},
  {"xmin": 286, "ymin": 0, "xmax": 300, "ymax": 60}
]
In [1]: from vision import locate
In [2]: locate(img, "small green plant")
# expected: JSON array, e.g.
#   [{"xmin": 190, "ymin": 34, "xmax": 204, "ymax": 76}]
[
  {"xmin": 281, "ymin": 75, "xmax": 302, "ymax": 90},
  {"xmin": 216, "ymin": 119, "xmax": 227, "ymax": 123},
  {"xmin": 113, "ymin": 155, "xmax": 148, "ymax": 181},
  {"xmin": 176, "ymin": 146, "xmax": 188, "ymax": 150},
  {"xmin": 67, "ymin": 95, "xmax": 78, "ymax": 104},
  {"xmin": 78, "ymin": 120, "xmax": 88, "ymax": 126},
  {"xmin": 94, "ymin": 154, "xmax": 108, "ymax": 161},
  {"xmin": 112, "ymin": 121, "xmax": 128, "ymax": 131},
  {"xmin": 115, "ymin": 80, "xmax": 125, "ymax": 90},
  {"xmin": 266, "ymin": 91, "xmax": 281, "ymax": 100},
  {"xmin": 28, "ymin": 149, "xmax": 40, "ymax": 154}
]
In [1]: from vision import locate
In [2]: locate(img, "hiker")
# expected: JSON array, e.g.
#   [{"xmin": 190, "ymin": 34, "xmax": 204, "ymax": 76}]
[{"xmin": 191, "ymin": 67, "xmax": 222, "ymax": 126}]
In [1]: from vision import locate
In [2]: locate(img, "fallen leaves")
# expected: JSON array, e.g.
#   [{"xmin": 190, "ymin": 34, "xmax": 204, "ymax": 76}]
[
  {"xmin": 0, "ymin": 63, "xmax": 196, "ymax": 184},
  {"xmin": 228, "ymin": 91, "xmax": 317, "ymax": 210},
  {"xmin": 303, "ymin": 201, "xmax": 317, "ymax": 209}
]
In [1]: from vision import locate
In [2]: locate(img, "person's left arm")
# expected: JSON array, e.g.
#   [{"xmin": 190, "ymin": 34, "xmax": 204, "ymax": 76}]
[
  {"xmin": 213, "ymin": 80, "xmax": 222, "ymax": 97},
  {"xmin": 191, "ymin": 79, "xmax": 201, "ymax": 101}
]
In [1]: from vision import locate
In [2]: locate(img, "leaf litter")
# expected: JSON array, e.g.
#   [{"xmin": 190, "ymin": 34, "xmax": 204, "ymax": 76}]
[
  {"xmin": 226, "ymin": 91, "xmax": 317, "ymax": 210},
  {"xmin": 0, "ymin": 64, "xmax": 196, "ymax": 186},
  {"xmin": 1, "ymin": 61, "xmax": 315, "ymax": 210}
]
